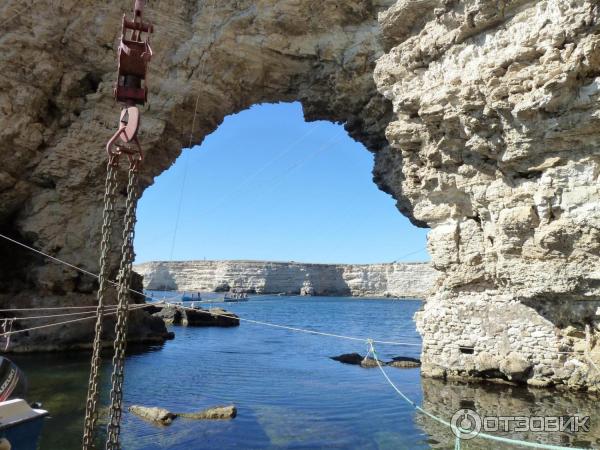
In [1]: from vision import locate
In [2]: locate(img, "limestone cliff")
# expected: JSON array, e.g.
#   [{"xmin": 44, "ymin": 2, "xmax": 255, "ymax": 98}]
[
  {"xmin": 135, "ymin": 260, "xmax": 437, "ymax": 298},
  {"xmin": 2, "ymin": 0, "xmax": 600, "ymax": 390},
  {"xmin": 374, "ymin": 0, "xmax": 600, "ymax": 391}
]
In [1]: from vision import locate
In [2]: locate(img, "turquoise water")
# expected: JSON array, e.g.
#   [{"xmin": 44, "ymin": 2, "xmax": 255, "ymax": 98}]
[{"xmin": 10, "ymin": 296, "xmax": 600, "ymax": 449}]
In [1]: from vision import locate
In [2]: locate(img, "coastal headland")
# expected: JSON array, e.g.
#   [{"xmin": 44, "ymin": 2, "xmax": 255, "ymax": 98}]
[{"xmin": 135, "ymin": 260, "xmax": 438, "ymax": 298}]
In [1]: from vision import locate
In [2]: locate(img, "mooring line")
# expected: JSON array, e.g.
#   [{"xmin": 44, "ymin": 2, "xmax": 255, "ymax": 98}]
[
  {"xmin": 0, "ymin": 232, "xmax": 156, "ymax": 302},
  {"xmin": 1, "ymin": 305, "xmax": 128, "ymax": 321},
  {"xmin": 173, "ymin": 303, "xmax": 421, "ymax": 347},
  {"xmin": 368, "ymin": 342, "xmax": 587, "ymax": 450},
  {"xmin": 0, "ymin": 303, "xmax": 155, "ymax": 337},
  {"xmin": 0, "ymin": 232, "xmax": 596, "ymax": 356},
  {"xmin": 169, "ymin": 0, "xmax": 218, "ymax": 260}
]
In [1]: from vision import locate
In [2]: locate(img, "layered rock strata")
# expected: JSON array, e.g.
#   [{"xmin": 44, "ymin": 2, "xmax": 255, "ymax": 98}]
[
  {"xmin": 374, "ymin": 0, "xmax": 600, "ymax": 390},
  {"xmin": 135, "ymin": 260, "xmax": 437, "ymax": 298}
]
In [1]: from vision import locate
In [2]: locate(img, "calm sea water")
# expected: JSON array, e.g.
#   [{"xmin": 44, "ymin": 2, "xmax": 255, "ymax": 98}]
[{"xmin": 10, "ymin": 296, "xmax": 600, "ymax": 449}]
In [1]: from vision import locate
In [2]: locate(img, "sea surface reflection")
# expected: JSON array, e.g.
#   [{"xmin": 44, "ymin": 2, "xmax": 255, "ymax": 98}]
[{"xmin": 11, "ymin": 296, "xmax": 600, "ymax": 449}]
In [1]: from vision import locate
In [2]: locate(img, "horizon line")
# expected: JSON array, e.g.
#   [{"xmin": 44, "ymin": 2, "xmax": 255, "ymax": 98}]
[{"xmin": 134, "ymin": 258, "xmax": 431, "ymax": 266}]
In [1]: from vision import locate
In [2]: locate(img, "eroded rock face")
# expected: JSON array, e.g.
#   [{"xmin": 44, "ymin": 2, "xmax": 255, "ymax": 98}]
[
  {"xmin": 2, "ymin": 0, "xmax": 600, "ymax": 389},
  {"xmin": 373, "ymin": 0, "xmax": 600, "ymax": 390},
  {"xmin": 135, "ymin": 260, "xmax": 438, "ymax": 298}
]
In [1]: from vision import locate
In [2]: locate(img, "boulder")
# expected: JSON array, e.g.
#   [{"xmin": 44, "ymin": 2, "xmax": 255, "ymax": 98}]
[
  {"xmin": 499, "ymin": 353, "xmax": 533, "ymax": 382},
  {"xmin": 330, "ymin": 353, "xmax": 364, "ymax": 365},
  {"xmin": 300, "ymin": 285, "xmax": 316, "ymax": 296},
  {"xmin": 129, "ymin": 404, "xmax": 237, "ymax": 425},
  {"xmin": 151, "ymin": 305, "xmax": 240, "ymax": 327},
  {"xmin": 152, "ymin": 305, "xmax": 184, "ymax": 325},
  {"xmin": 387, "ymin": 356, "xmax": 421, "ymax": 368},
  {"xmin": 330, "ymin": 353, "xmax": 384, "ymax": 368},
  {"xmin": 360, "ymin": 357, "xmax": 384, "ymax": 368},
  {"xmin": 129, "ymin": 405, "xmax": 177, "ymax": 426},
  {"xmin": 179, "ymin": 405, "xmax": 237, "ymax": 420}
]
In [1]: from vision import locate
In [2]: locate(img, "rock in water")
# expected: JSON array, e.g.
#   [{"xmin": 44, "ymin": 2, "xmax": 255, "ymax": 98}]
[
  {"xmin": 330, "ymin": 353, "xmax": 384, "ymax": 368},
  {"xmin": 330, "ymin": 353, "xmax": 364, "ymax": 365},
  {"xmin": 387, "ymin": 357, "xmax": 421, "ymax": 368},
  {"xmin": 129, "ymin": 406, "xmax": 177, "ymax": 426},
  {"xmin": 360, "ymin": 357, "xmax": 384, "ymax": 368},
  {"xmin": 151, "ymin": 305, "xmax": 239, "ymax": 327},
  {"xmin": 179, "ymin": 405, "xmax": 237, "ymax": 420}
]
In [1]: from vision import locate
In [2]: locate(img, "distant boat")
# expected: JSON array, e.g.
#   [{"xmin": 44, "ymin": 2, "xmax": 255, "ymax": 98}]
[
  {"xmin": 224, "ymin": 289, "xmax": 248, "ymax": 302},
  {"xmin": 182, "ymin": 292, "xmax": 202, "ymax": 302}
]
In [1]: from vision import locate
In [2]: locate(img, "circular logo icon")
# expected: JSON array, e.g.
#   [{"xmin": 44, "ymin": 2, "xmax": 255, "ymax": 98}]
[{"xmin": 451, "ymin": 409, "xmax": 481, "ymax": 440}]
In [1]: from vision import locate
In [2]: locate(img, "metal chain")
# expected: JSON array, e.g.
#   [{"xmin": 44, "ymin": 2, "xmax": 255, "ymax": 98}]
[
  {"xmin": 82, "ymin": 156, "xmax": 120, "ymax": 450},
  {"xmin": 105, "ymin": 161, "xmax": 140, "ymax": 450}
]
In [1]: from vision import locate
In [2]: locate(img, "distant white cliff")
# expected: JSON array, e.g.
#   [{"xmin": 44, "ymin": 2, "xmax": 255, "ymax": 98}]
[{"xmin": 134, "ymin": 260, "xmax": 439, "ymax": 298}]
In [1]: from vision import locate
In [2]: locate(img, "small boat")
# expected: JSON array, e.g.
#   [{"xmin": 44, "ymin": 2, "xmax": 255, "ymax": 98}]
[
  {"xmin": 0, "ymin": 399, "xmax": 48, "ymax": 450},
  {"xmin": 182, "ymin": 292, "xmax": 202, "ymax": 302},
  {"xmin": 0, "ymin": 357, "xmax": 47, "ymax": 450},
  {"xmin": 224, "ymin": 289, "xmax": 248, "ymax": 303}
]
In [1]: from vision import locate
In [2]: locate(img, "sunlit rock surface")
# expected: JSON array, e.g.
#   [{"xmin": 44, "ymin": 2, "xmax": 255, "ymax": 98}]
[
  {"xmin": 1, "ymin": 0, "xmax": 600, "ymax": 390},
  {"xmin": 374, "ymin": 0, "xmax": 600, "ymax": 390},
  {"xmin": 135, "ymin": 260, "xmax": 437, "ymax": 298}
]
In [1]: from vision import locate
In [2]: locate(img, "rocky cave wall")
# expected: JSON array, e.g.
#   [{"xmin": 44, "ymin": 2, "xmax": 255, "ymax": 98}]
[
  {"xmin": 373, "ymin": 0, "xmax": 600, "ymax": 391},
  {"xmin": 0, "ymin": 0, "xmax": 395, "ymax": 350},
  {"xmin": 2, "ymin": 0, "xmax": 600, "ymax": 389}
]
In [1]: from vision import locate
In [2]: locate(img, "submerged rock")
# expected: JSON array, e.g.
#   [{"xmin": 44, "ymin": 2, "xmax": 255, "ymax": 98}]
[
  {"xmin": 152, "ymin": 304, "xmax": 239, "ymax": 327},
  {"xmin": 387, "ymin": 357, "xmax": 421, "ymax": 368},
  {"xmin": 129, "ymin": 404, "xmax": 237, "ymax": 426},
  {"xmin": 330, "ymin": 353, "xmax": 364, "ymax": 365},
  {"xmin": 179, "ymin": 405, "xmax": 237, "ymax": 420},
  {"xmin": 129, "ymin": 405, "xmax": 177, "ymax": 426},
  {"xmin": 360, "ymin": 357, "xmax": 384, "ymax": 368},
  {"xmin": 330, "ymin": 353, "xmax": 384, "ymax": 368}
]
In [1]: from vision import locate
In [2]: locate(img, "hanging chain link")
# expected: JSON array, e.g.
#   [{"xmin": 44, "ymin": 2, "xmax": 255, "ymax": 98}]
[
  {"xmin": 82, "ymin": 156, "xmax": 120, "ymax": 450},
  {"xmin": 105, "ymin": 160, "xmax": 140, "ymax": 450}
]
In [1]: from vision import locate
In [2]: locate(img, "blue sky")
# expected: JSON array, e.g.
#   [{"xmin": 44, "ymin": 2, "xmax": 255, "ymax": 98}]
[{"xmin": 134, "ymin": 102, "xmax": 429, "ymax": 264}]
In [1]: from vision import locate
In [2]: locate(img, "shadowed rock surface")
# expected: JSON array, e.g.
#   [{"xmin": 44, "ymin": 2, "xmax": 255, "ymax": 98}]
[
  {"xmin": 331, "ymin": 353, "xmax": 418, "ymax": 368},
  {"xmin": 152, "ymin": 304, "xmax": 240, "ymax": 327}
]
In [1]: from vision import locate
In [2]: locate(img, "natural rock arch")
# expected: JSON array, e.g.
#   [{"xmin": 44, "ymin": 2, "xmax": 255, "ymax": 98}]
[
  {"xmin": 0, "ymin": 0, "xmax": 397, "ymax": 349},
  {"xmin": 2, "ymin": 0, "xmax": 600, "ymax": 390}
]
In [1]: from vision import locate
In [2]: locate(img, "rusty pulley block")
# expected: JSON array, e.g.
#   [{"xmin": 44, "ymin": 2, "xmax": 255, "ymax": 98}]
[{"xmin": 106, "ymin": 0, "xmax": 153, "ymax": 170}]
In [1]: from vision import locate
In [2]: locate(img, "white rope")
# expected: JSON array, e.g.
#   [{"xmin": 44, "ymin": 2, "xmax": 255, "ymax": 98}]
[
  {"xmin": 0, "ymin": 233, "xmax": 595, "ymax": 356},
  {"xmin": 0, "ymin": 232, "xmax": 155, "ymax": 302},
  {"xmin": 2, "ymin": 306, "xmax": 127, "ymax": 321},
  {"xmin": 169, "ymin": 0, "xmax": 218, "ymax": 260},
  {"xmin": 0, "ymin": 305, "xmax": 100, "ymax": 311},
  {"xmin": 174, "ymin": 303, "xmax": 421, "ymax": 347},
  {"xmin": 0, "ymin": 303, "xmax": 155, "ymax": 338},
  {"xmin": 368, "ymin": 342, "xmax": 586, "ymax": 450}
]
